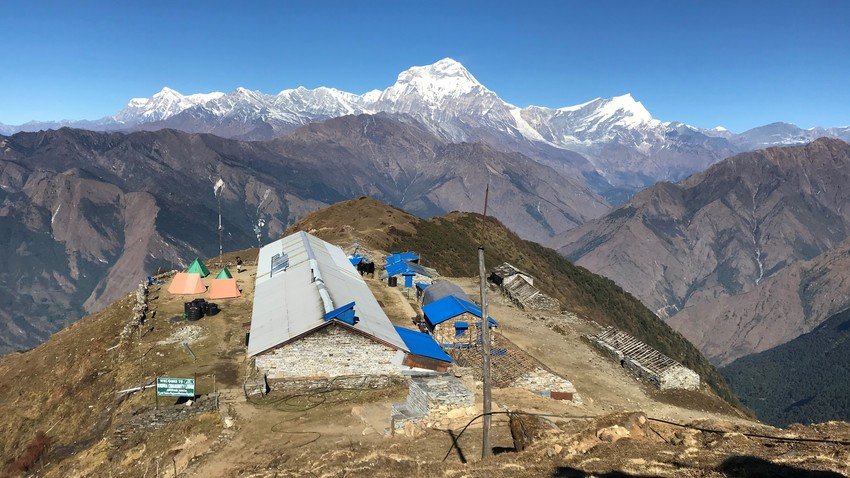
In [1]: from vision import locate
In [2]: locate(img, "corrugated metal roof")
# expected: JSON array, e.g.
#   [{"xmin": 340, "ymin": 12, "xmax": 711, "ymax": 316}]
[
  {"xmin": 422, "ymin": 280, "xmax": 471, "ymax": 305},
  {"xmin": 490, "ymin": 262, "xmax": 531, "ymax": 279},
  {"xmin": 248, "ymin": 231, "xmax": 408, "ymax": 357},
  {"xmin": 422, "ymin": 296, "xmax": 497, "ymax": 328},
  {"xmin": 394, "ymin": 326, "xmax": 452, "ymax": 363},
  {"xmin": 384, "ymin": 260, "xmax": 434, "ymax": 279}
]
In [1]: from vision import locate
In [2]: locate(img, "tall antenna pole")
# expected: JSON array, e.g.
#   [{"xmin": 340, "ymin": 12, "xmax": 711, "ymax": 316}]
[
  {"xmin": 214, "ymin": 178, "xmax": 225, "ymax": 266},
  {"xmin": 478, "ymin": 183, "xmax": 492, "ymax": 458},
  {"xmin": 217, "ymin": 192, "xmax": 223, "ymax": 266}
]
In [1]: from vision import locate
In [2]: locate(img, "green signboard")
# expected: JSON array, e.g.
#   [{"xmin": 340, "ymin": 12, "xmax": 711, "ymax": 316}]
[{"xmin": 156, "ymin": 377, "xmax": 195, "ymax": 397}]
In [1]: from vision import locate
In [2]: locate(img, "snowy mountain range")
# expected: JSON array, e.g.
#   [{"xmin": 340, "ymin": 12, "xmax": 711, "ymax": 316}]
[{"xmin": 5, "ymin": 58, "xmax": 849, "ymax": 195}]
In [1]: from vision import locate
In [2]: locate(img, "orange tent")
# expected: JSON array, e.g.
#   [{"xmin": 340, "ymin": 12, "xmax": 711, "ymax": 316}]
[
  {"xmin": 208, "ymin": 278, "xmax": 241, "ymax": 300},
  {"xmin": 168, "ymin": 272, "xmax": 206, "ymax": 295}
]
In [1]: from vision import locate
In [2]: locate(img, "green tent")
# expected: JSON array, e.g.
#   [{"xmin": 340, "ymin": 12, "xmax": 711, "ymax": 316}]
[
  {"xmin": 215, "ymin": 267, "xmax": 233, "ymax": 279},
  {"xmin": 186, "ymin": 258, "xmax": 210, "ymax": 277}
]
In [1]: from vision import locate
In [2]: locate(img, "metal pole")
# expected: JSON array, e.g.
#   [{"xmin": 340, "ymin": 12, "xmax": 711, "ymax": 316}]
[
  {"xmin": 478, "ymin": 246, "xmax": 492, "ymax": 457},
  {"xmin": 478, "ymin": 183, "xmax": 492, "ymax": 458}
]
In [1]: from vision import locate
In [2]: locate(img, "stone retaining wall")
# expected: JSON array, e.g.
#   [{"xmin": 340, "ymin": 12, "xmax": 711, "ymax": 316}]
[
  {"xmin": 110, "ymin": 394, "xmax": 219, "ymax": 451},
  {"xmin": 391, "ymin": 375, "xmax": 475, "ymax": 433},
  {"xmin": 588, "ymin": 327, "xmax": 700, "ymax": 391}
]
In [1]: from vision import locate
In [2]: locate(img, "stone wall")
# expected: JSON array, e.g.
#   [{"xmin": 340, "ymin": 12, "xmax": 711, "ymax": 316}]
[
  {"xmin": 658, "ymin": 366, "xmax": 701, "ymax": 391},
  {"xmin": 391, "ymin": 375, "xmax": 475, "ymax": 433},
  {"xmin": 432, "ymin": 312, "xmax": 495, "ymax": 348},
  {"xmin": 255, "ymin": 323, "xmax": 401, "ymax": 393},
  {"xmin": 510, "ymin": 368, "xmax": 579, "ymax": 401}
]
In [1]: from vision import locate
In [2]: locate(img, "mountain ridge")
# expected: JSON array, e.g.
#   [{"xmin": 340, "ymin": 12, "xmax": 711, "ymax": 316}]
[
  {"xmin": 8, "ymin": 58, "xmax": 849, "ymax": 194},
  {"xmin": 554, "ymin": 138, "xmax": 850, "ymax": 364}
]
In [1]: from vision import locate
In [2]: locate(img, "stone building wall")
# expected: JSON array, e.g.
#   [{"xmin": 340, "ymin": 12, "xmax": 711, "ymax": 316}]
[
  {"xmin": 658, "ymin": 366, "xmax": 701, "ymax": 391},
  {"xmin": 255, "ymin": 323, "xmax": 401, "ymax": 391},
  {"xmin": 431, "ymin": 312, "xmax": 495, "ymax": 348}
]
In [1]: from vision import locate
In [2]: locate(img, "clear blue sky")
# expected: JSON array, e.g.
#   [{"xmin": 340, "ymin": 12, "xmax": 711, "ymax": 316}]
[{"xmin": 1, "ymin": 0, "xmax": 848, "ymax": 131}]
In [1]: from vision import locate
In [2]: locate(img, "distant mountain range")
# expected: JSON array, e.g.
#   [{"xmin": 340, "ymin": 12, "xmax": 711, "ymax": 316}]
[
  {"xmin": 4, "ymin": 58, "xmax": 849, "ymax": 198},
  {"xmin": 555, "ymin": 138, "xmax": 850, "ymax": 365},
  {"xmin": 0, "ymin": 114, "xmax": 605, "ymax": 354}
]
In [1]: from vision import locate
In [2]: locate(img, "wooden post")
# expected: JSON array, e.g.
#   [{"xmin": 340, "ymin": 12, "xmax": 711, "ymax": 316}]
[{"xmin": 172, "ymin": 456, "xmax": 177, "ymax": 477}]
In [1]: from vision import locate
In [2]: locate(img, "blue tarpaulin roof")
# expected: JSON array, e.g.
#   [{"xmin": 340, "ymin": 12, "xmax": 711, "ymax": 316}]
[
  {"xmin": 324, "ymin": 301, "xmax": 358, "ymax": 325},
  {"xmin": 415, "ymin": 282, "xmax": 430, "ymax": 291},
  {"xmin": 385, "ymin": 260, "xmax": 432, "ymax": 278},
  {"xmin": 422, "ymin": 296, "xmax": 498, "ymax": 328},
  {"xmin": 349, "ymin": 255, "xmax": 364, "ymax": 266},
  {"xmin": 386, "ymin": 251, "xmax": 419, "ymax": 264},
  {"xmin": 394, "ymin": 326, "xmax": 453, "ymax": 363}
]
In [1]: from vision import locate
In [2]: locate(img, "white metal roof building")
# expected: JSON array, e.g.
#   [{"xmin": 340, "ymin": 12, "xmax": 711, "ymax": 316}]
[{"xmin": 248, "ymin": 231, "xmax": 408, "ymax": 357}]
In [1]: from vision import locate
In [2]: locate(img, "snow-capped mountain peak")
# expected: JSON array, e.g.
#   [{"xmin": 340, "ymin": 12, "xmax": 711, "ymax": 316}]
[
  {"xmin": 376, "ymin": 57, "xmax": 487, "ymax": 105},
  {"xmin": 113, "ymin": 87, "xmax": 224, "ymax": 124},
  {"xmin": 598, "ymin": 93, "xmax": 654, "ymax": 126}
]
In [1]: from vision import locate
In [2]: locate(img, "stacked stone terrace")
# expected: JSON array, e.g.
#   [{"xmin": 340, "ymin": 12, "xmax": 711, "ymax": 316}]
[{"xmin": 588, "ymin": 327, "xmax": 700, "ymax": 391}]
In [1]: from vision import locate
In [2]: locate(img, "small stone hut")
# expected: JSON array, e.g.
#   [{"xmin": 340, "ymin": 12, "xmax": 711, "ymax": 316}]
[{"xmin": 421, "ymin": 295, "xmax": 497, "ymax": 347}]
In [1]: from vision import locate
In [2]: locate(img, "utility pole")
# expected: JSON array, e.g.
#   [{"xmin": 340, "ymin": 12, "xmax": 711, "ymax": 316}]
[
  {"xmin": 478, "ymin": 184, "xmax": 492, "ymax": 458},
  {"xmin": 214, "ymin": 179, "xmax": 225, "ymax": 266}
]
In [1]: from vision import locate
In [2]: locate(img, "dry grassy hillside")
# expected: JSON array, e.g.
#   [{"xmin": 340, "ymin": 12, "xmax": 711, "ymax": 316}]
[{"xmin": 4, "ymin": 200, "xmax": 850, "ymax": 477}]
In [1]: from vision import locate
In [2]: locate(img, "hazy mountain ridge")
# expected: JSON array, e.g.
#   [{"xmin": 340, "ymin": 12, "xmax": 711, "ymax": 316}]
[
  {"xmin": 555, "ymin": 138, "xmax": 850, "ymax": 364},
  {"xmin": 671, "ymin": 235, "xmax": 850, "ymax": 365}
]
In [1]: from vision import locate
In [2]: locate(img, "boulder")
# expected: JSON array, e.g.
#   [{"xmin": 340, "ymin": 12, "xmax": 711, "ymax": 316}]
[{"xmin": 596, "ymin": 425, "xmax": 631, "ymax": 443}]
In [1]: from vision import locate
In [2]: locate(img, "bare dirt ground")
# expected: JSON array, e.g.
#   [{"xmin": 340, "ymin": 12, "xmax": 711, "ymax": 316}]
[{"xmin": 450, "ymin": 276, "xmax": 749, "ymax": 424}]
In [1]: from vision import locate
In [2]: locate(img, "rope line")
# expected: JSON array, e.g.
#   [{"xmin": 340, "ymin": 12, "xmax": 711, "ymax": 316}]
[{"xmin": 440, "ymin": 411, "xmax": 850, "ymax": 462}]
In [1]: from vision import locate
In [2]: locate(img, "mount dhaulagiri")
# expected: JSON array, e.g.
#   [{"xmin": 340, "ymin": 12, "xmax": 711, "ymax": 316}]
[
  {"xmin": 554, "ymin": 138, "xmax": 850, "ymax": 366},
  {"xmin": 0, "ymin": 114, "xmax": 606, "ymax": 355}
]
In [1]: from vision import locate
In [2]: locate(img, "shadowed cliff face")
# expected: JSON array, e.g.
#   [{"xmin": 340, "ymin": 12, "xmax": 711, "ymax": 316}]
[
  {"xmin": 0, "ymin": 114, "xmax": 607, "ymax": 354},
  {"xmin": 554, "ymin": 138, "xmax": 850, "ymax": 364}
]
